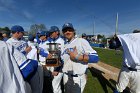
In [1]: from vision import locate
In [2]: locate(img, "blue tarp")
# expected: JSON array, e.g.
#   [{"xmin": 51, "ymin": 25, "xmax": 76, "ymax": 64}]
[{"xmin": 90, "ymin": 43, "xmax": 104, "ymax": 48}]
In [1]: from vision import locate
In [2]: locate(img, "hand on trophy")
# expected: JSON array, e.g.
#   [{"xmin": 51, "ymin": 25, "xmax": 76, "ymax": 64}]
[
  {"xmin": 52, "ymin": 71, "xmax": 59, "ymax": 76},
  {"xmin": 46, "ymin": 53, "xmax": 53, "ymax": 59}
]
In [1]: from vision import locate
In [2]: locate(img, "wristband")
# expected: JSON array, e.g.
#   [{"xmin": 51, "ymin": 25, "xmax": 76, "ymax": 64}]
[
  {"xmin": 74, "ymin": 54, "xmax": 80, "ymax": 61},
  {"xmin": 82, "ymin": 54, "xmax": 85, "ymax": 61}
]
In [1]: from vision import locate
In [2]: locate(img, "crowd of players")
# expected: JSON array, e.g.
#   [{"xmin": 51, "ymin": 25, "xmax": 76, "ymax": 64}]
[
  {"xmin": 0, "ymin": 23, "xmax": 99, "ymax": 93},
  {"xmin": 1, "ymin": 22, "xmax": 140, "ymax": 93}
]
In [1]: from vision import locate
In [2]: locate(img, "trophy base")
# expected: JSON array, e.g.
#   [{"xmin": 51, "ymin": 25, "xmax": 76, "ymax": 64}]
[{"xmin": 45, "ymin": 58, "xmax": 60, "ymax": 67}]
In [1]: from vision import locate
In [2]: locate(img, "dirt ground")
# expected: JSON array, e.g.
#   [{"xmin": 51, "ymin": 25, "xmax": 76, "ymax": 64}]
[{"xmin": 88, "ymin": 61, "xmax": 120, "ymax": 81}]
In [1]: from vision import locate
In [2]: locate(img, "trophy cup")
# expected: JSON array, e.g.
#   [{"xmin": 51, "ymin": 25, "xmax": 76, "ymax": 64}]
[{"xmin": 45, "ymin": 43, "xmax": 61, "ymax": 67}]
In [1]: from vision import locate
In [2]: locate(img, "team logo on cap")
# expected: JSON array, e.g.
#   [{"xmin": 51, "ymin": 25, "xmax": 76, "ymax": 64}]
[{"xmin": 65, "ymin": 23, "xmax": 69, "ymax": 26}]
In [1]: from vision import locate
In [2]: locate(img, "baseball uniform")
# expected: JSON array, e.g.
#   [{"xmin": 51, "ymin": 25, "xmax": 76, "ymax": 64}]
[
  {"xmin": 116, "ymin": 33, "xmax": 140, "ymax": 93},
  {"xmin": 48, "ymin": 36, "xmax": 65, "ymax": 93},
  {"xmin": 62, "ymin": 37, "xmax": 98, "ymax": 93},
  {"xmin": 0, "ymin": 40, "xmax": 38, "ymax": 93}
]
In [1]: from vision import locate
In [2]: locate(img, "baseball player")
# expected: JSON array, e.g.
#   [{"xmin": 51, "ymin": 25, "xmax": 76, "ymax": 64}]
[
  {"xmin": 7, "ymin": 25, "xmax": 43, "ymax": 93},
  {"xmin": 61, "ymin": 23, "xmax": 99, "ymax": 93},
  {"xmin": 46, "ymin": 26, "xmax": 65, "ymax": 93},
  {"xmin": 27, "ymin": 35, "xmax": 37, "ymax": 60},
  {"xmin": 6, "ymin": 25, "xmax": 32, "ymax": 55},
  {"xmin": 0, "ymin": 33, "xmax": 3, "ymax": 40},
  {"xmin": 36, "ymin": 31, "xmax": 54, "ymax": 93},
  {"xmin": 81, "ymin": 33, "xmax": 87, "ymax": 39},
  {"xmin": 34, "ymin": 30, "xmax": 42, "ymax": 45},
  {"xmin": 38, "ymin": 31, "xmax": 51, "ymax": 64},
  {"xmin": 116, "ymin": 33, "xmax": 140, "ymax": 93},
  {"xmin": 0, "ymin": 39, "xmax": 38, "ymax": 93},
  {"xmin": 27, "ymin": 34, "xmax": 45, "ymax": 93}
]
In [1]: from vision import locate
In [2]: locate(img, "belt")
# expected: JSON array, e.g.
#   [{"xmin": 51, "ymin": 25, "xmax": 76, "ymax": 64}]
[
  {"xmin": 123, "ymin": 66, "xmax": 137, "ymax": 71},
  {"xmin": 64, "ymin": 73, "xmax": 78, "ymax": 77},
  {"xmin": 127, "ymin": 67, "xmax": 137, "ymax": 71}
]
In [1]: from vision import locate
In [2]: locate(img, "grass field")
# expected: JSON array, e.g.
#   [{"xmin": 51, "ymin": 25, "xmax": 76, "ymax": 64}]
[
  {"xmin": 94, "ymin": 47, "xmax": 123, "ymax": 69},
  {"xmin": 83, "ymin": 47, "xmax": 123, "ymax": 93}
]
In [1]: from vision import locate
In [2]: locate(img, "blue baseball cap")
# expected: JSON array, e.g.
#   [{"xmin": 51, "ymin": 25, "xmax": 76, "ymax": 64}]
[
  {"xmin": 49, "ymin": 26, "xmax": 60, "ymax": 33},
  {"xmin": 11, "ymin": 25, "xmax": 24, "ymax": 32},
  {"xmin": 40, "ymin": 31, "xmax": 46, "ymax": 36},
  {"xmin": 37, "ymin": 30, "xmax": 42, "ymax": 34},
  {"xmin": 82, "ymin": 33, "xmax": 86, "ymax": 37},
  {"xmin": 62, "ymin": 23, "xmax": 74, "ymax": 31},
  {"xmin": 46, "ymin": 31, "xmax": 49, "ymax": 37}
]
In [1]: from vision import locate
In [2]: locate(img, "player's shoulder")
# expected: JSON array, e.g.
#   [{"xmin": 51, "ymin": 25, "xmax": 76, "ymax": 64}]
[
  {"xmin": 7, "ymin": 37, "xmax": 16, "ymax": 42},
  {"xmin": 58, "ymin": 37, "xmax": 65, "ymax": 41},
  {"xmin": 0, "ymin": 41, "xmax": 7, "ymax": 47},
  {"xmin": 44, "ymin": 40, "xmax": 50, "ymax": 44},
  {"xmin": 6, "ymin": 38, "xmax": 13, "ymax": 43},
  {"xmin": 76, "ymin": 37, "xmax": 89, "ymax": 43},
  {"xmin": 56, "ymin": 37, "xmax": 65, "ymax": 43}
]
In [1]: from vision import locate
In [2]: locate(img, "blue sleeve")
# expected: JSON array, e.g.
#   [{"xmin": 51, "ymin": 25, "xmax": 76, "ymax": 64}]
[
  {"xmin": 39, "ymin": 48, "xmax": 48, "ymax": 57},
  {"xmin": 19, "ymin": 59, "xmax": 38, "ymax": 81},
  {"xmin": 22, "ymin": 51, "xmax": 27, "ymax": 55},
  {"xmin": 88, "ymin": 53, "xmax": 99, "ymax": 63},
  {"xmin": 36, "ymin": 36, "xmax": 41, "ymax": 44},
  {"xmin": 47, "ymin": 37, "xmax": 53, "ymax": 42}
]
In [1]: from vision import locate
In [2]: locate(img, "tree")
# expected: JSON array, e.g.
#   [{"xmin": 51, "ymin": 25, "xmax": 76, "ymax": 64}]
[{"xmin": 29, "ymin": 24, "xmax": 47, "ymax": 35}]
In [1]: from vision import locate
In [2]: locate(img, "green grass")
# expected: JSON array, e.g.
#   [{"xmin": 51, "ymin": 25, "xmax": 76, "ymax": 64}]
[
  {"xmin": 93, "ymin": 47, "xmax": 123, "ymax": 69},
  {"xmin": 84, "ymin": 69, "xmax": 115, "ymax": 93},
  {"xmin": 83, "ymin": 47, "xmax": 123, "ymax": 93}
]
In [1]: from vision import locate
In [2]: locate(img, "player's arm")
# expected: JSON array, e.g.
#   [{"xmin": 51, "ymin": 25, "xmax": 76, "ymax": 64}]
[
  {"xmin": 67, "ymin": 39, "xmax": 99, "ymax": 63},
  {"xmin": 38, "ymin": 47, "xmax": 52, "ymax": 58},
  {"xmin": 10, "ymin": 45, "xmax": 38, "ymax": 81},
  {"xmin": 68, "ymin": 49, "xmax": 99, "ymax": 63},
  {"xmin": 74, "ymin": 53, "xmax": 99, "ymax": 63},
  {"xmin": 81, "ymin": 39, "xmax": 99, "ymax": 63},
  {"xmin": 22, "ymin": 46, "xmax": 32, "ymax": 55}
]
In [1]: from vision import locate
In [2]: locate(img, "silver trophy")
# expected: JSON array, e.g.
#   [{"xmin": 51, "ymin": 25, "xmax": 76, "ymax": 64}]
[{"xmin": 46, "ymin": 43, "xmax": 61, "ymax": 67}]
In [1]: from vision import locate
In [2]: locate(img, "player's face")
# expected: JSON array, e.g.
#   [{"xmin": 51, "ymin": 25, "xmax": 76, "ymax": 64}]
[
  {"xmin": 51, "ymin": 31, "xmax": 58, "ymax": 38},
  {"xmin": 40, "ymin": 35, "xmax": 46, "ymax": 41},
  {"xmin": 18, "ymin": 32, "xmax": 24, "ymax": 39},
  {"xmin": 63, "ymin": 29, "xmax": 75, "ymax": 41}
]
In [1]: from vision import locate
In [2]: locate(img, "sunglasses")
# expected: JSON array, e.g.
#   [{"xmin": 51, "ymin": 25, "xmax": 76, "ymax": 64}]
[{"xmin": 62, "ymin": 29, "xmax": 74, "ymax": 33}]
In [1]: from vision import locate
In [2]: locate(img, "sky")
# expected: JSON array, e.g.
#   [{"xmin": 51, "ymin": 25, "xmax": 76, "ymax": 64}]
[{"xmin": 0, "ymin": 0, "xmax": 140, "ymax": 37}]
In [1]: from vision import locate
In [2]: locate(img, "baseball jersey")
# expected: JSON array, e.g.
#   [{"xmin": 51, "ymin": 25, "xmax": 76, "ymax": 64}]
[
  {"xmin": 0, "ymin": 41, "xmax": 31, "ymax": 93},
  {"xmin": 39, "ymin": 40, "xmax": 49, "ymax": 62},
  {"xmin": 118, "ymin": 33, "xmax": 140, "ymax": 69},
  {"xmin": 62, "ymin": 37, "xmax": 97, "ymax": 75},
  {"xmin": 27, "ymin": 41, "xmax": 37, "ymax": 60},
  {"xmin": 6, "ymin": 37, "xmax": 28, "ymax": 53}
]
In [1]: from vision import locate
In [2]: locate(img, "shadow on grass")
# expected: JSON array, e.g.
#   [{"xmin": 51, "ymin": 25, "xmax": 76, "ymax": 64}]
[
  {"xmin": 89, "ymin": 67, "xmax": 116, "ymax": 93},
  {"xmin": 89, "ymin": 67, "xmax": 130, "ymax": 93}
]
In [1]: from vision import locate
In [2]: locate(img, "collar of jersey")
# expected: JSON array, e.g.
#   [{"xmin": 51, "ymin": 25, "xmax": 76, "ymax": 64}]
[
  {"xmin": 12, "ymin": 37, "xmax": 19, "ymax": 40},
  {"xmin": 53, "ymin": 36, "xmax": 59, "ymax": 42},
  {"xmin": 48, "ymin": 36, "xmax": 59, "ymax": 43},
  {"xmin": 40, "ymin": 40, "xmax": 46, "ymax": 44},
  {"xmin": 67, "ymin": 37, "xmax": 77, "ymax": 44}
]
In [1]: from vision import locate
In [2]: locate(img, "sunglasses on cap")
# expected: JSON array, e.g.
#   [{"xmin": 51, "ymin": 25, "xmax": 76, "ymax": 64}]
[{"xmin": 62, "ymin": 29, "xmax": 74, "ymax": 33}]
